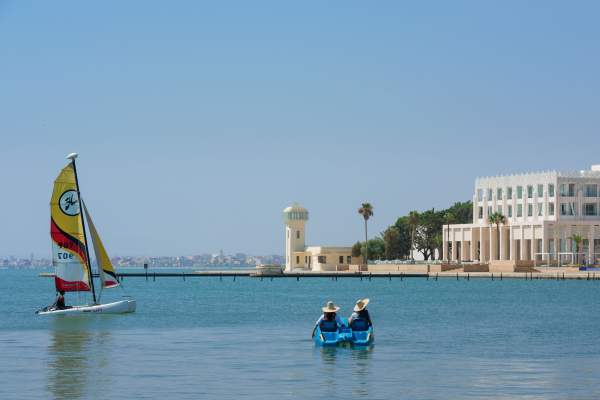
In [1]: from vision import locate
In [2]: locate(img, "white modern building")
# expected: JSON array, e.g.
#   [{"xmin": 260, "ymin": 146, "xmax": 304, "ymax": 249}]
[
  {"xmin": 283, "ymin": 203, "xmax": 353, "ymax": 272},
  {"xmin": 444, "ymin": 165, "xmax": 600, "ymax": 268}
]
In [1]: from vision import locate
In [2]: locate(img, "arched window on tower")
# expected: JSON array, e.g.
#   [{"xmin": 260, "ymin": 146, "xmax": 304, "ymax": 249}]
[{"xmin": 296, "ymin": 230, "xmax": 300, "ymax": 239}]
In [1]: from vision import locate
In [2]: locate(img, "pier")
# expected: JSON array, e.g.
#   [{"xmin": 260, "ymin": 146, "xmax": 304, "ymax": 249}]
[{"xmin": 38, "ymin": 270, "xmax": 600, "ymax": 280}]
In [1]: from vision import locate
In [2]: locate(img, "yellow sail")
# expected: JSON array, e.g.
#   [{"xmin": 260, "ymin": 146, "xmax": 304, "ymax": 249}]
[
  {"xmin": 50, "ymin": 163, "xmax": 91, "ymax": 292},
  {"xmin": 82, "ymin": 201, "xmax": 120, "ymax": 289}
]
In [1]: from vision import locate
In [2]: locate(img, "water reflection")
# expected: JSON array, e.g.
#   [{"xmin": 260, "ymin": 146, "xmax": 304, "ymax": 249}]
[
  {"xmin": 317, "ymin": 347, "xmax": 339, "ymax": 397},
  {"xmin": 350, "ymin": 348, "xmax": 373, "ymax": 397},
  {"xmin": 316, "ymin": 346, "xmax": 374, "ymax": 398},
  {"xmin": 46, "ymin": 318, "xmax": 112, "ymax": 400}
]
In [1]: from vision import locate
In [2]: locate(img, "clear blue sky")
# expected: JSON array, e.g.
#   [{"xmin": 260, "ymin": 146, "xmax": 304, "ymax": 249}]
[{"xmin": 1, "ymin": 1, "xmax": 599, "ymax": 258}]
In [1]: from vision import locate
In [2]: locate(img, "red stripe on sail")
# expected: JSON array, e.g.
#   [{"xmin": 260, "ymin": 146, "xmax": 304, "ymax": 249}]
[
  {"xmin": 55, "ymin": 276, "xmax": 91, "ymax": 292},
  {"xmin": 50, "ymin": 218, "xmax": 88, "ymax": 265},
  {"xmin": 104, "ymin": 281, "xmax": 119, "ymax": 288}
]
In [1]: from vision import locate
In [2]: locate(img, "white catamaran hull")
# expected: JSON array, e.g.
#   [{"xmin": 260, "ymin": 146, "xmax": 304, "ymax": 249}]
[{"xmin": 37, "ymin": 299, "xmax": 136, "ymax": 316}]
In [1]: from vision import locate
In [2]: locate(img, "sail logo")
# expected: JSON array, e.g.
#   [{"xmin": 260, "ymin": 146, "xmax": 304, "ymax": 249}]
[{"xmin": 59, "ymin": 190, "xmax": 80, "ymax": 216}]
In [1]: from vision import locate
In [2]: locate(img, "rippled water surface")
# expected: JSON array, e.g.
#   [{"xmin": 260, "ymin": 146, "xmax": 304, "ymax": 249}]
[{"xmin": 1, "ymin": 269, "xmax": 600, "ymax": 399}]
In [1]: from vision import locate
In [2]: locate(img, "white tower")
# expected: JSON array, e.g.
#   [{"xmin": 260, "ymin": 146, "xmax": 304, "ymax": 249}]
[{"xmin": 283, "ymin": 203, "xmax": 308, "ymax": 272}]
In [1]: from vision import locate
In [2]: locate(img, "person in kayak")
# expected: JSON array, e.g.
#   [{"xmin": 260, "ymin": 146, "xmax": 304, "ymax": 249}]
[
  {"xmin": 348, "ymin": 298, "xmax": 372, "ymax": 329},
  {"xmin": 312, "ymin": 301, "xmax": 344, "ymax": 337}
]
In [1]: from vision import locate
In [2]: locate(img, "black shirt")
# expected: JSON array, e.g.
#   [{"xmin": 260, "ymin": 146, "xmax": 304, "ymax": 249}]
[{"xmin": 55, "ymin": 294, "xmax": 65, "ymax": 309}]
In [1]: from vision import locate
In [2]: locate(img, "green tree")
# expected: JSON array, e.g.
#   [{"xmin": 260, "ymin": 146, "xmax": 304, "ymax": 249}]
[
  {"xmin": 569, "ymin": 234, "xmax": 584, "ymax": 265},
  {"xmin": 487, "ymin": 212, "xmax": 506, "ymax": 260},
  {"xmin": 414, "ymin": 209, "xmax": 443, "ymax": 260},
  {"xmin": 381, "ymin": 200, "xmax": 473, "ymax": 262},
  {"xmin": 392, "ymin": 217, "xmax": 412, "ymax": 259},
  {"xmin": 383, "ymin": 227, "xmax": 404, "ymax": 260},
  {"xmin": 365, "ymin": 237, "xmax": 385, "ymax": 260},
  {"xmin": 358, "ymin": 203, "xmax": 374, "ymax": 263},
  {"xmin": 351, "ymin": 241, "xmax": 363, "ymax": 258},
  {"xmin": 443, "ymin": 211, "xmax": 455, "ymax": 261},
  {"xmin": 408, "ymin": 211, "xmax": 419, "ymax": 260},
  {"xmin": 446, "ymin": 201, "xmax": 473, "ymax": 224}
]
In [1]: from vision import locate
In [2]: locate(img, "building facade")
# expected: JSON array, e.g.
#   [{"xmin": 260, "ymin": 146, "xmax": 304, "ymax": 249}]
[
  {"xmin": 444, "ymin": 165, "xmax": 600, "ymax": 267},
  {"xmin": 283, "ymin": 203, "xmax": 353, "ymax": 272}
]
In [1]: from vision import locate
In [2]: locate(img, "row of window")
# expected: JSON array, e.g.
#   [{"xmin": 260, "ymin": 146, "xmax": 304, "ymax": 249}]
[
  {"xmin": 479, "ymin": 203, "xmax": 554, "ymax": 218},
  {"xmin": 478, "ymin": 185, "xmax": 555, "ymax": 201},
  {"xmin": 559, "ymin": 202, "xmax": 599, "ymax": 217},
  {"xmin": 318, "ymin": 255, "xmax": 351, "ymax": 264},
  {"xmin": 478, "ymin": 202, "xmax": 599, "ymax": 219},
  {"xmin": 295, "ymin": 255, "xmax": 352, "ymax": 264},
  {"xmin": 477, "ymin": 183, "xmax": 599, "ymax": 202},
  {"xmin": 558, "ymin": 184, "xmax": 599, "ymax": 197},
  {"xmin": 285, "ymin": 211, "xmax": 308, "ymax": 220}
]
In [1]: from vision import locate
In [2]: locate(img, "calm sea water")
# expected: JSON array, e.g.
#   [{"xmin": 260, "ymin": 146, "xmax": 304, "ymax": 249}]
[{"xmin": 1, "ymin": 269, "xmax": 600, "ymax": 400}]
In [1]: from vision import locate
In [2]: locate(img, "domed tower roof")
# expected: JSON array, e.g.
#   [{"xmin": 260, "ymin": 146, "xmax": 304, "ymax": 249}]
[{"xmin": 283, "ymin": 203, "xmax": 309, "ymax": 221}]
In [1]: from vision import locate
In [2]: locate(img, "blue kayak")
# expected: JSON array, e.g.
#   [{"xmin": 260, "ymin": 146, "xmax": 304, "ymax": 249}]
[
  {"xmin": 313, "ymin": 318, "xmax": 374, "ymax": 347},
  {"xmin": 313, "ymin": 318, "xmax": 346, "ymax": 346},
  {"xmin": 351, "ymin": 327, "xmax": 374, "ymax": 346}
]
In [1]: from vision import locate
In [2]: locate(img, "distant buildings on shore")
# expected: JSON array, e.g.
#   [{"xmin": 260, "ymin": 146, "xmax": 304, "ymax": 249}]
[
  {"xmin": 445, "ymin": 164, "xmax": 600, "ymax": 267},
  {"xmin": 1, "ymin": 252, "xmax": 283, "ymax": 269},
  {"xmin": 0, "ymin": 255, "xmax": 51, "ymax": 268},
  {"xmin": 112, "ymin": 253, "xmax": 283, "ymax": 268},
  {"xmin": 283, "ymin": 203, "xmax": 353, "ymax": 272}
]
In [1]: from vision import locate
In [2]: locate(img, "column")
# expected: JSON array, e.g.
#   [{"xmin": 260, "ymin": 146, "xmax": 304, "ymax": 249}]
[
  {"xmin": 461, "ymin": 240, "xmax": 468, "ymax": 262},
  {"xmin": 520, "ymin": 226, "xmax": 525, "ymax": 261},
  {"xmin": 451, "ymin": 240, "xmax": 458, "ymax": 261},
  {"xmin": 589, "ymin": 227, "xmax": 595, "ymax": 265},
  {"xmin": 478, "ymin": 227, "xmax": 484, "ymax": 264},
  {"xmin": 542, "ymin": 225, "xmax": 548, "ymax": 266},
  {"xmin": 451, "ymin": 227, "xmax": 457, "ymax": 261},
  {"xmin": 509, "ymin": 226, "xmax": 514, "ymax": 260},
  {"xmin": 480, "ymin": 227, "xmax": 487, "ymax": 262},
  {"xmin": 443, "ymin": 227, "xmax": 449, "ymax": 261},
  {"xmin": 489, "ymin": 225, "xmax": 494, "ymax": 261},
  {"xmin": 499, "ymin": 225, "xmax": 505, "ymax": 260},
  {"xmin": 566, "ymin": 226, "xmax": 572, "ymax": 264},
  {"xmin": 554, "ymin": 225, "xmax": 559, "ymax": 265},
  {"xmin": 591, "ymin": 226, "xmax": 597, "ymax": 265},
  {"xmin": 471, "ymin": 228, "xmax": 478, "ymax": 261},
  {"xmin": 531, "ymin": 224, "xmax": 536, "ymax": 262}
]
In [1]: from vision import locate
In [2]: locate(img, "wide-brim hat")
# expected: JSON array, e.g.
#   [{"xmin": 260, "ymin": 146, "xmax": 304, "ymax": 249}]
[
  {"xmin": 354, "ymin": 298, "xmax": 370, "ymax": 312},
  {"xmin": 322, "ymin": 300, "xmax": 340, "ymax": 313}
]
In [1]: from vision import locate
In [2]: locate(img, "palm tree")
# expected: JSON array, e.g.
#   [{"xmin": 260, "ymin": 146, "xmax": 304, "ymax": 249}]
[
  {"xmin": 443, "ymin": 211, "xmax": 455, "ymax": 261},
  {"xmin": 488, "ymin": 212, "xmax": 506, "ymax": 260},
  {"xmin": 358, "ymin": 203, "xmax": 374, "ymax": 264},
  {"xmin": 569, "ymin": 234, "xmax": 584, "ymax": 265},
  {"xmin": 408, "ymin": 211, "xmax": 419, "ymax": 260}
]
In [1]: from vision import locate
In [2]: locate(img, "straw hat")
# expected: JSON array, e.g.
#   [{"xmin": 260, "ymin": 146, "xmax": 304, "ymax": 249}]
[
  {"xmin": 322, "ymin": 300, "xmax": 340, "ymax": 313},
  {"xmin": 353, "ymin": 298, "xmax": 370, "ymax": 312}
]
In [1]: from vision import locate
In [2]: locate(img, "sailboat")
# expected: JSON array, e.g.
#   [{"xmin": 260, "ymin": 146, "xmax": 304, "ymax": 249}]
[{"xmin": 37, "ymin": 153, "xmax": 136, "ymax": 315}]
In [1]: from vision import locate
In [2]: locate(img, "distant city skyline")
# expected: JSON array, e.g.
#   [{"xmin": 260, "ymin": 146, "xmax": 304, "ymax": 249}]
[
  {"xmin": 1, "ymin": 1, "xmax": 599, "ymax": 258},
  {"xmin": 1, "ymin": 251, "xmax": 284, "ymax": 268}
]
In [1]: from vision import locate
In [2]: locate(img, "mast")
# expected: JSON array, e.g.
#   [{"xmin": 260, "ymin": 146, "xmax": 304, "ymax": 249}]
[{"xmin": 67, "ymin": 153, "xmax": 97, "ymax": 304}]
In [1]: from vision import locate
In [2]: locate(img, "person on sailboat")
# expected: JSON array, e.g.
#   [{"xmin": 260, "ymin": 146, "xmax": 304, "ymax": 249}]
[
  {"xmin": 312, "ymin": 301, "xmax": 345, "ymax": 337},
  {"xmin": 52, "ymin": 290, "xmax": 67, "ymax": 310},
  {"xmin": 348, "ymin": 298, "xmax": 372, "ymax": 329}
]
